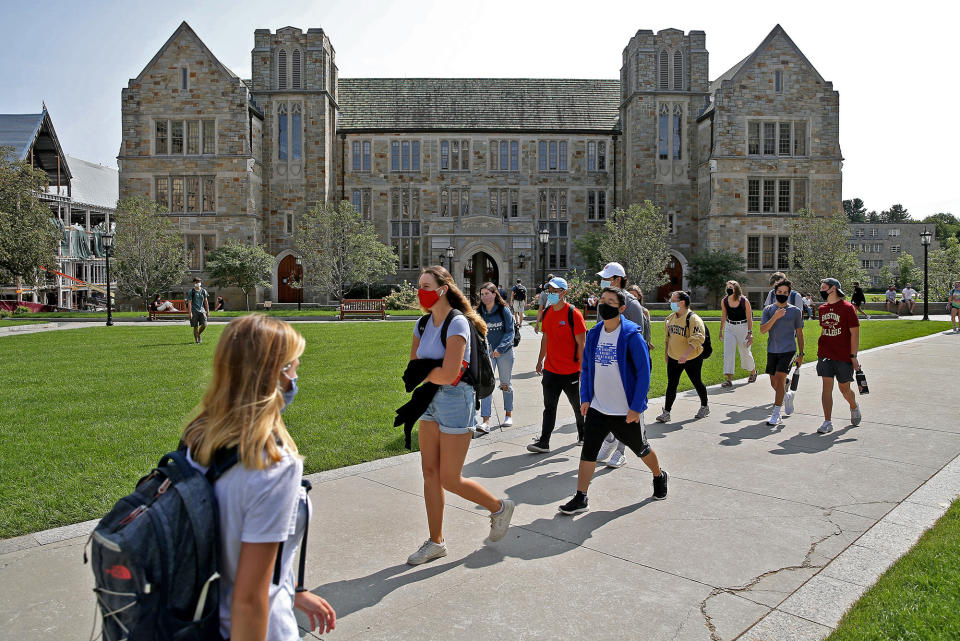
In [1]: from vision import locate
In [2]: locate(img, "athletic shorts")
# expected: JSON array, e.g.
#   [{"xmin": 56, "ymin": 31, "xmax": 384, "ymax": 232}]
[
  {"xmin": 816, "ymin": 357, "xmax": 854, "ymax": 384},
  {"xmin": 512, "ymin": 300, "xmax": 525, "ymax": 314},
  {"xmin": 581, "ymin": 408, "xmax": 651, "ymax": 462},
  {"xmin": 420, "ymin": 382, "xmax": 477, "ymax": 435},
  {"xmin": 765, "ymin": 351, "xmax": 796, "ymax": 375},
  {"xmin": 190, "ymin": 310, "xmax": 207, "ymax": 327}
]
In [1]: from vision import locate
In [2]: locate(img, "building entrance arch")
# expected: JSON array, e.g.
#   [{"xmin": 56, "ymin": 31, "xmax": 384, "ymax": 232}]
[
  {"xmin": 462, "ymin": 252, "xmax": 499, "ymax": 303},
  {"xmin": 272, "ymin": 249, "xmax": 301, "ymax": 303},
  {"xmin": 657, "ymin": 250, "xmax": 688, "ymax": 302}
]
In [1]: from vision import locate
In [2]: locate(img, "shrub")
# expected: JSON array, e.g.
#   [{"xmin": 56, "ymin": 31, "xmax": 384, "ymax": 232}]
[
  {"xmin": 13, "ymin": 306, "xmax": 31, "ymax": 316},
  {"xmin": 384, "ymin": 281, "xmax": 420, "ymax": 310}
]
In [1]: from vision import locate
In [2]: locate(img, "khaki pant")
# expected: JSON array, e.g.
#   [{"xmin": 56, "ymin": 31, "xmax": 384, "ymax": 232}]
[{"xmin": 723, "ymin": 321, "xmax": 756, "ymax": 375}]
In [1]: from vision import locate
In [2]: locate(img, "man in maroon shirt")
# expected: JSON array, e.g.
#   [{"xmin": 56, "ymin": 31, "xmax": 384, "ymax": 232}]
[{"xmin": 815, "ymin": 278, "xmax": 862, "ymax": 434}]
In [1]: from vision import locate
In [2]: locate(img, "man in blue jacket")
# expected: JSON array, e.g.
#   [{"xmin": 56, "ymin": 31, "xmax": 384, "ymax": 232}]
[{"xmin": 559, "ymin": 287, "xmax": 668, "ymax": 514}]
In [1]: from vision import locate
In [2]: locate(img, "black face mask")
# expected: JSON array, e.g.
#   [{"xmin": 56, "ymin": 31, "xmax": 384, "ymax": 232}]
[
  {"xmin": 726, "ymin": 288, "xmax": 734, "ymax": 295},
  {"xmin": 597, "ymin": 303, "xmax": 620, "ymax": 320},
  {"xmin": 775, "ymin": 294, "xmax": 789, "ymax": 303},
  {"xmin": 820, "ymin": 290, "xmax": 830, "ymax": 300}
]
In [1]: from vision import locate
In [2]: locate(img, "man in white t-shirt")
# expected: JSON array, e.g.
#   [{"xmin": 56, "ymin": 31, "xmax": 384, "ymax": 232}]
[
  {"xmin": 885, "ymin": 285, "xmax": 898, "ymax": 313},
  {"xmin": 899, "ymin": 284, "xmax": 918, "ymax": 315}
]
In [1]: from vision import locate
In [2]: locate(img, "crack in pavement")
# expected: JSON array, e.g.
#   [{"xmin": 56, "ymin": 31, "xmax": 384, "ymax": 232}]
[{"xmin": 698, "ymin": 510, "xmax": 844, "ymax": 641}]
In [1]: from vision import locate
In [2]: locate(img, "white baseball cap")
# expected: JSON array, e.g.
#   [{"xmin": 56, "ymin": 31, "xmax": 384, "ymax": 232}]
[{"xmin": 597, "ymin": 262, "xmax": 626, "ymax": 279}]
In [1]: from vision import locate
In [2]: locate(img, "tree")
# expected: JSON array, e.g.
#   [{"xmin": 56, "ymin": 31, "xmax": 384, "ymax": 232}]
[
  {"xmin": 922, "ymin": 212, "xmax": 960, "ymax": 245},
  {"xmin": 112, "ymin": 196, "xmax": 187, "ymax": 311},
  {"xmin": 597, "ymin": 200, "xmax": 671, "ymax": 292},
  {"xmin": 296, "ymin": 200, "xmax": 397, "ymax": 300},
  {"xmin": 0, "ymin": 148, "xmax": 60, "ymax": 299},
  {"xmin": 842, "ymin": 198, "xmax": 867, "ymax": 223},
  {"xmin": 927, "ymin": 237, "xmax": 960, "ymax": 301},
  {"xmin": 790, "ymin": 209, "xmax": 866, "ymax": 294},
  {"xmin": 880, "ymin": 203, "xmax": 911, "ymax": 223},
  {"xmin": 205, "ymin": 240, "xmax": 273, "ymax": 310},
  {"xmin": 687, "ymin": 249, "xmax": 746, "ymax": 306},
  {"xmin": 572, "ymin": 230, "xmax": 605, "ymax": 273},
  {"xmin": 896, "ymin": 252, "xmax": 923, "ymax": 289},
  {"xmin": 878, "ymin": 265, "xmax": 895, "ymax": 289}
]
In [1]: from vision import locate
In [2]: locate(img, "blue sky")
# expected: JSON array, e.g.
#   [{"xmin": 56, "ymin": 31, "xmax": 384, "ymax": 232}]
[{"xmin": 2, "ymin": 0, "xmax": 954, "ymax": 217}]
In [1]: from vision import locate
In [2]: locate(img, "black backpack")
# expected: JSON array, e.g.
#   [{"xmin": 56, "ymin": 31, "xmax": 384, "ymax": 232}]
[
  {"xmin": 499, "ymin": 305, "xmax": 521, "ymax": 348},
  {"xmin": 685, "ymin": 311, "xmax": 713, "ymax": 359},
  {"xmin": 514, "ymin": 284, "xmax": 527, "ymax": 301},
  {"xmin": 417, "ymin": 309, "xmax": 495, "ymax": 402}
]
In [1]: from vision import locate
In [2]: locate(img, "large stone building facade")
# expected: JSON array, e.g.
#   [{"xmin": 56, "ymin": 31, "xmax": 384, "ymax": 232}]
[{"xmin": 120, "ymin": 22, "xmax": 841, "ymax": 305}]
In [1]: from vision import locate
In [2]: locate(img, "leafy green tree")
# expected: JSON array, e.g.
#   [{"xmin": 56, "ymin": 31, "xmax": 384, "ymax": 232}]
[
  {"xmin": 0, "ymin": 148, "xmax": 60, "ymax": 299},
  {"xmin": 926, "ymin": 237, "xmax": 960, "ymax": 301},
  {"xmin": 573, "ymin": 230, "xmax": 605, "ymax": 273},
  {"xmin": 922, "ymin": 212, "xmax": 960, "ymax": 245},
  {"xmin": 842, "ymin": 198, "xmax": 867, "ymax": 223},
  {"xmin": 296, "ymin": 200, "xmax": 397, "ymax": 300},
  {"xmin": 880, "ymin": 204, "xmax": 911, "ymax": 223},
  {"xmin": 687, "ymin": 249, "xmax": 746, "ymax": 306},
  {"xmin": 790, "ymin": 209, "xmax": 866, "ymax": 294},
  {"xmin": 205, "ymin": 240, "xmax": 273, "ymax": 311},
  {"xmin": 111, "ymin": 196, "xmax": 186, "ymax": 311},
  {"xmin": 598, "ymin": 200, "xmax": 671, "ymax": 292},
  {"xmin": 896, "ymin": 252, "xmax": 923, "ymax": 289},
  {"xmin": 878, "ymin": 265, "xmax": 895, "ymax": 289}
]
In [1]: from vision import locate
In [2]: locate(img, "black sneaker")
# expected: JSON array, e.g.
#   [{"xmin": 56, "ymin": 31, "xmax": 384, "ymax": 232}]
[
  {"xmin": 652, "ymin": 470, "xmax": 668, "ymax": 500},
  {"xmin": 526, "ymin": 439, "xmax": 550, "ymax": 453},
  {"xmin": 559, "ymin": 493, "xmax": 588, "ymax": 515}
]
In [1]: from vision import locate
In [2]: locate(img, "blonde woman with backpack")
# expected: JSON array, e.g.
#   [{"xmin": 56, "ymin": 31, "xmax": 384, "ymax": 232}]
[
  {"xmin": 655, "ymin": 291, "xmax": 710, "ymax": 423},
  {"xmin": 182, "ymin": 315, "xmax": 335, "ymax": 641}
]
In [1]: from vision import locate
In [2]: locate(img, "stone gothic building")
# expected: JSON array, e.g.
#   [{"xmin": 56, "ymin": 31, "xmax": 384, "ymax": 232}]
[{"xmin": 119, "ymin": 22, "xmax": 840, "ymax": 306}]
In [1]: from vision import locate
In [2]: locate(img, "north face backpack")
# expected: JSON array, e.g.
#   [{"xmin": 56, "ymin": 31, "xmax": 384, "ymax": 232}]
[
  {"xmin": 418, "ymin": 309, "xmax": 495, "ymax": 402},
  {"xmin": 86, "ymin": 449, "xmax": 237, "ymax": 640},
  {"xmin": 685, "ymin": 311, "xmax": 713, "ymax": 359}
]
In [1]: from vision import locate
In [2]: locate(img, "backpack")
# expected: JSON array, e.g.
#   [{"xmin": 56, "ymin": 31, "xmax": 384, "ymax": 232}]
[
  {"xmin": 514, "ymin": 284, "xmax": 526, "ymax": 301},
  {"xmin": 685, "ymin": 311, "xmax": 713, "ymax": 359},
  {"xmin": 417, "ymin": 309, "xmax": 495, "ymax": 402},
  {"xmin": 499, "ymin": 305, "xmax": 521, "ymax": 348},
  {"xmin": 543, "ymin": 303, "xmax": 579, "ymax": 363},
  {"xmin": 87, "ymin": 448, "xmax": 311, "ymax": 641}
]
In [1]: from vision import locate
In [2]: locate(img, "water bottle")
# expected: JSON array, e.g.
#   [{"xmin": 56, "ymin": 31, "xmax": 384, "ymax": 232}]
[
  {"xmin": 790, "ymin": 364, "xmax": 801, "ymax": 392},
  {"xmin": 855, "ymin": 369, "xmax": 869, "ymax": 395}
]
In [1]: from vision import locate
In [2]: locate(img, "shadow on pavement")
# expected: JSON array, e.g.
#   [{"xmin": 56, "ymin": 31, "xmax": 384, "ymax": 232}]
[
  {"xmin": 719, "ymin": 421, "xmax": 785, "ymax": 446},
  {"xmin": 769, "ymin": 425, "xmax": 857, "ymax": 455},
  {"xmin": 718, "ymin": 405, "xmax": 775, "ymax": 425}
]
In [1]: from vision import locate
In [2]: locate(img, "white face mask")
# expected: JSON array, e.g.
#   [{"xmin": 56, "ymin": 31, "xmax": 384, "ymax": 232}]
[{"xmin": 194, "ymin": 282, "xmax": 201, "ymax": 289}]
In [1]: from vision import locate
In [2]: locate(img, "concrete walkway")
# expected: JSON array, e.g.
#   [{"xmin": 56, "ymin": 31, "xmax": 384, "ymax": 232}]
[{"xmin": 1, "ymin": 324, "xmax": 959, "ymax": 640}]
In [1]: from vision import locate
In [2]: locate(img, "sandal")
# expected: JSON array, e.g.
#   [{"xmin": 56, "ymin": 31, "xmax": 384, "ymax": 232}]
[
  {"xmin": 748, "ymin": 372, "xmax": 758, "ymax": 383},
  {"xmin": 720, "ymin": 380, "xmax": 733, "ymax": 388}
]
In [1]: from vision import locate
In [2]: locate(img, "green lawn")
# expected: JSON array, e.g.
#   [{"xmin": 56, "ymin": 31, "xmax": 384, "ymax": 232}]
[
  {"xmin": 0, "ymin": 319, "xmax": 951, "ymax": 538},
  {"xmin": 0, "ymin": 319, "xmax": 49, "ymax": 327},
  {"xmin": 826, "ymin": 496, "xmax": 960, "ymax": 641}
]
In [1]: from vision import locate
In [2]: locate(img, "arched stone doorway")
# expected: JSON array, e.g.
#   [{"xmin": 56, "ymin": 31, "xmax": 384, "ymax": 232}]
[
  {"xmin": 277, "ymin": 254, "xmax": 301, "ymax": 303},
  {"xmin": 463, "ymin": 252, "xmax": 499, "ymax": 303},
  {"xmin": 658, "ymin": 254, "xmax": 684, "ymax": 302}
]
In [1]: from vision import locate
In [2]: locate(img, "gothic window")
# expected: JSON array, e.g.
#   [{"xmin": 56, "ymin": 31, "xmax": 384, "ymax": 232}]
[
  {"xmin": 658, "ymin": 104, "xmax": 669, "ymax": 160},
  {"xmin": 277, "ymin": 104, "xmax": 288, "ymax": 160},
  {"xmin": 793, "ymin": 121, "xmax": 806, "ymax": 156},
  {"xmin": 440, "ymin": 139, "xmax": 470, "ymax": 171},
  {"xmin": 537, "ymin": 140, "xmax": 567, "ymax": 172},
  {"xmin": 391, "ymin": 140, "xmax": 421, "ymax": 172},
  {"xmin": 748, "ymin": 122, "xmax": 760, "ymax": 155},
  {"xmin": 672, "ymin": 104, "xmax": 683, "ymax": 160},
  {"xmin": 278, "ymin": 49, "xmax": 287, "ymax": 90},
  {"xmin": 352, "ymin": 140, "xmax": 371, "ymax": 171},
  {"xmin": 291, "ymin": 103, "xmax": 302, "ymax": 160},
  {"xmin": 187, "ymin": 121, "xmax": 200, "ymax": 155},
  {"xmin": 202, "ymin": 176, "xmax": 215, "ymax": 212},
  {"xmin": 673, "ymin": 50, "xmax": 683, "ymax": 90},
  {"xmin": 748, "ymin": 178, "xmax": 806, "ymax": 214},
  {"xmin": 292, "ymin": 49, "xmax": 302, "ymax": 89},
  {"xmin": 350, "ymin": 188, "xmax": 371, "ymax": 219},
  {"xmin": 658, "ymin": 50, "xmax": 669, "ymax": 89},
  {"xmin": 171, "ymin": 121, "xmax": 184, "ymax": 154},
  {"xmin": 186, "ymin": 177, "xmax": 199, "ymax": 213},
  {"xmin": 587, "ymin": 190, "xmax": 606, "ymax": 220},
  {"xmin": 775, "ymin": 70, "xmax": 783, "ymax": 93},
  {"xmin": 180, "ymin": 67, "xmax": 188, "ymax": 91},
  {"xmin": 155, "ymin": 121, "xmax": 168, "ymax": 154},
  {"xmin": 155, "ymin": 177, "xmax": 169, "ymax": 210},
  {"xmin": 443, "ymin": 188, "xmax": 470, "ymax": 217},
  {"xmin": 171, "ymin": 177, "xmax": 184, "ymax": 212},
  {"xmin": 748, "ymin": 120, "xmax": 808, "ymax": 157},
  {"xmin": 390, "ymin": 188, "xmax": 421, "ymax": 269},
  {"xmin": 538, "ymin": 189, "xmax": 569, "ymax": 269},
  {"xmin": 490, "ymin": 140, "xmax": 518, "ymax": 171},
  {"xmin": 763, "ymin": 122, "xmax": 776, "ymax": 155},
  {"xmin": 184, "ymin": 234, "xmax": 216, "ymax": 271},
  {"xmin": 202, "ymin": 120, "xmax": 215, "ymax": 154},
  {"xmin": 487, "ymin": 188, "xmax": 518, "ymax": 219}
]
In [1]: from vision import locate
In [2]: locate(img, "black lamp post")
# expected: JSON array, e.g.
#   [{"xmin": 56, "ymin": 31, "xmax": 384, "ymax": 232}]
[
  {"xmin": 438, "ymin": 254, "xmax": 445, "ymax": 268},
  {"xmin": 103, "ymin": 231, "xmax": 114, "ymax": 326},
  {"xmin": 446, "ymin": 245, "xmax": 455, "ymax": 269},
  {"xmin": 295, "ymin": 256, "xmax": 303, "ymax": 311},
  {"xmin": 538, "ymin": 224, "xmax": 550, "ymax": 289},
  {"xmin": 518, "ymin": 251, "xmax": 526, "ymax": 270},
  {"xmin": 920, "ymin": 229, "xmax": 932, "ymax": 321}
]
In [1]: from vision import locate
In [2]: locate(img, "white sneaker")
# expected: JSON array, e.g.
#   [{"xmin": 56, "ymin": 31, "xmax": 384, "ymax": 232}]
[
  {"xmin": 500, "ymin": 416, "xmax": 513, "ymax": 428},
  {"xmin": 655, "ymin": 410, "xmax": 671, "ymax": 423},
  {"xmin": 784, "ymin": 392, "xmax": 795, "ymax": 416},
  {"xmin": 475, "ymin": 421, "xmax": 489, "ymax": 434},
  {"xmin": 851, "ymin": 404, "xmax": 862, "ymax": 426},
  {"xmin": 596, "ymin": 436, "xmax": 616, "ymax": 463},
  {"xmin": 817, "ymin": 421, "xmax": 834, "ymax": 434},
  {"xmin": 407, "ymin": 540, "xmax": 447, "ymax": 565},
  {"xmin": 606, "ymin": 451, "xmax": 626, "ymax": 468},
  {"xmin": 767, "ymin": 409, "xmax": 782, "ymax": 426},
  {"xmin": 488, "ymin": 499, "xmax": 515, "ymax": 542}
]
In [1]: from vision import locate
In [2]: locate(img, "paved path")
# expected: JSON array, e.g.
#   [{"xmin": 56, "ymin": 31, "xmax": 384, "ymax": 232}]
[{"xmin": 1, "ymin": 324, "xmax": 959, "ymax": 640}]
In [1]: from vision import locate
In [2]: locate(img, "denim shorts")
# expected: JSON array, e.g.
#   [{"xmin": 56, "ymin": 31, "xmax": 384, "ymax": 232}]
[{"xmin": 420, "ymin": 382, "xmax": 477, "ymax": 435}]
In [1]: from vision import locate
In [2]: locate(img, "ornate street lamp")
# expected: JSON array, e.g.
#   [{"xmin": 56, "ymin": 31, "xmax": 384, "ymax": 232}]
[
  {"xmin": 102, "ymin": 231, "xmax": 114, "ymax": 327},
  {"xmin": 295, "ymin": 256, "xmax": 303, "ymax": 311},
  {"xmin": 438, "ymin": 254, "xmax": 445, "ymax": 267},
  {"xmin": 518, "ymin": 251, "xmax": 526, "ymax": 270},
  {"xmin": 920, "ymin": 229, "xmax": 932, "ymax": 321},
  {"xmin": 446, "ymin": 245, "xmax": 455, "ymax": 270},
  {"xmin": 538, "ymin": 224, "xmax": 550, "ymax": 290}
]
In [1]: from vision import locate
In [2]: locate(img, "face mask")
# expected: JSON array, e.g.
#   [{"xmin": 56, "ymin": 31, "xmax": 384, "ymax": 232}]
[
  {"xmin": 597, "ymin": 303, "xmax": 620, "ymax": 320},
  {"xmin": 194, "ymin": 283, "xmax": 201, "ymax": 289},
  {"xmin": 600, "ymin": 279, "xmax": 612, "ymax": 289},
  {"xmin": 820, "ymin": 290, "xmax": 830, "ymax": 300},
  {"xmin": 280, "ymin": 375, "xmax": 298, "ymax": 413},
  {"xmin": 546, "ymin": 292, "xmax": 560, "ymax": 306},
  {"xmin": 726, "ymin": 288, "xmax": 734, "ymax": 296},
  {"xmin": 775, "ymin": 294, "xmax": 789, "ymax": 304},
  {"xmin": 418, "ymin": 287, "xmax": 443, "ymax": 309},
  {"xmin": 670, "ymin": 302, "xmax": 680, "ymax": 313}
]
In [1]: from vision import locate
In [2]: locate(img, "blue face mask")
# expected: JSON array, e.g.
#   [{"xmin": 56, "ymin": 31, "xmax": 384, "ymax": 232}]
[
  {"xmin": 546, "ymin": 292, "xmax": 561, "ymax": 306},
  {"xmin": 600, "ymin": 279, "xmax": 611, "ymax": 289},
  {"xmin": 670, "ymin": 302, "xmax": 680, "ymax": 313},
  {"xmin": 280, "ymin": 375, "xmax": 298, "ymax": 413}
]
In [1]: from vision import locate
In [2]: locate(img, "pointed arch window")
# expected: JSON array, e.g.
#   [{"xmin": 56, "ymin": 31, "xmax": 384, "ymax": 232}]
[
  {"xmin": 658, "ymin": 50, "xmax": 669, "ymax": 89},
  {"xmin": 658, "ymin": 104, "xmax": 670, "ymax": 159},
  {"xmin": 672, "ymin": 104, "xmax": 683, "ymax": 160},
  {"xmin": 277, "ymin": 49, "xmax": 287, "ymax": 90},
  {"xmin": 290, "ymin": 103, "xmax": 302, "ymax": 159},
  {"xmin": 277, "ymin": 103, "xmax": 288, "ymax": 159},
  {"xmin": 673, "ymin": 50, "xmax": 683, "ymax": 90},
  {"xmin": 292, "ymin": 49, "xmax": 302, "ymax": 89}
]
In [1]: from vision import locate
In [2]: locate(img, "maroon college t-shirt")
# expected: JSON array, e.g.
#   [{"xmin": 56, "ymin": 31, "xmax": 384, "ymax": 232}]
[{"xmin": 817, "ymin": 300, "xmax": 860, "ymax": 362}]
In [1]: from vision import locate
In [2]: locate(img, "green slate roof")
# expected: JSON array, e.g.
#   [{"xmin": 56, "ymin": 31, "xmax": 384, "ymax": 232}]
[{"xmin": 338, "ymin": 78, "xmax": 621, "ymax": 133}]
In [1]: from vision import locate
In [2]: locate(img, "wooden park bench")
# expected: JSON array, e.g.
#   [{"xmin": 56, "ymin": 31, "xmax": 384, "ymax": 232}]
[
  {"xmin": 339, "ymin": 298, "xmax": 386, "ymax": 320},
  {"xmin": 149, "ymin": 299, "xmax": 190, "ymax": 321}
]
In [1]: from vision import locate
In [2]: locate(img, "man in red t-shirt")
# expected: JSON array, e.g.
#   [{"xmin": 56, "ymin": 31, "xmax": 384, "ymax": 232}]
[
  {"xmin": 528, "ymin": 277, "xmax": 587, "ymax": 453},
  {"xmin": 815, "ymin": 277, "xmax": 862, "ymax": 434}
]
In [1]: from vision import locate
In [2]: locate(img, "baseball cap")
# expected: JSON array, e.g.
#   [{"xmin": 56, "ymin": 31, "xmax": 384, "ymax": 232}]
[
  {"xmin": 820, "ymin": 278, "xmax": 846, "ymax": 298},
  {"xmin": 597, "ymin": 262, "xmax": 626, "ymax": 279},
  {"xmin": 547, "ymin": 276, "xmax": 568, "ymax": 290}
]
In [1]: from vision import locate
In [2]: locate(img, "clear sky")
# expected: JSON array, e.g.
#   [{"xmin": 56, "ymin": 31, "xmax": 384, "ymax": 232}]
[{"xmin": 2, "ymin": 0, "xmax": 954, "ymax": 217}]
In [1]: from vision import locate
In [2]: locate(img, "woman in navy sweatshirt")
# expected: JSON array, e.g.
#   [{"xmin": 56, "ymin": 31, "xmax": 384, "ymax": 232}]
[{"xmin": 476, "ymin": 282, "xmax": 516, "ymax": 434}]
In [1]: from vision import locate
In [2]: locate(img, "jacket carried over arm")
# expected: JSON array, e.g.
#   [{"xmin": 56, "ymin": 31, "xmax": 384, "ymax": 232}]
[
  {"xmin": 393, "ymin": 358, "xmax": 444, "ymax": 449},
  {"xmin": 579, "ymin": 317, "xmax": 651, "ymax": 414}
]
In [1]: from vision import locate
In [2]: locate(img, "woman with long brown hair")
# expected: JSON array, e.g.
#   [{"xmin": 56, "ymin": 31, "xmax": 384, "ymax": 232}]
[
  {"xmin": 182, "ymin": 315, "xmax": 335, "ymax": 640},
  {"xmin": 406, "ymin": 266, "xmax": 515, "ymax": 565},
  {"xmin": 476, "ymin": 281, "xmax": 516, "ymax": 433},
  {"xmin": 718, "ymin": 279, "xmax": 757, "ymax": 387}
]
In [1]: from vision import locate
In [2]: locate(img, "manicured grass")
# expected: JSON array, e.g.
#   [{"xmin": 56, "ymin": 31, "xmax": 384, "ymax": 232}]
[
  {"xmin": 825, "ymin": 496, "xmax": 960, "ymax": 641},
  {"xmin": 0, "ymin": 319, "xmax": 49, "ymax": 327},
  {"xmin": 0, "ymin": 319, "xmax": 950, "ymax": 538}
]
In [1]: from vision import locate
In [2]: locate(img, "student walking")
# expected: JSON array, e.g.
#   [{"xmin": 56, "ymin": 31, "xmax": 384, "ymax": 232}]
[
  {"xmin": 558, "ymin": 287, "xmax": 667, "ymax": 514},
  {"xmin": 951, "ymin": 280, "xmax": 960, "ymax": 333},
  {"xmin": 816, "ymin": 278, "xmax": 862, "ymax": 434},
  {"xmin": 406, "ymin": 266, "xmax": 514, "ymax": 565},
  {"xmin": 509, "ymin": 278, "xmax": 527, "ymax": 326},
  {"xmin": 656, "ymin": 291, "xmax": 710, "ymax": 422},
  {"xmin": 763, "ymin": 271, "xmax": 803, "ymax": 307},
  {"xmin": 851, "ymin": 282, "xmax": 868, "ymax": 319},
  {"xmin": 719, "ymin": 280, "xmax": 757, "ymax": 387},
  {"xmin": 528, "ymin": 276, "xmax": 588, "ymax": 453},
  {"xmin": 477, "ymin": 282, "xmax": 516, "ymax": 434},
  {"xmin": 759, "ymin": 280, "xmax": 805, "ymax": 426},
  {"xmin": 182, "ymin": 315, "xmax": 336, "ymax": 640},
  {"xmin": 186, "ymin": 277, "xmax": 210, "ymax": 344}
]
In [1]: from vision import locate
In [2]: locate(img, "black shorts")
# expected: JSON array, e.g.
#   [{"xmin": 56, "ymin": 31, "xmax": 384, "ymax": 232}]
[
  {"xmin": 765, "ymin": 351, "xmax": 796, "ymax": 375},
  {"xmin": 581, "ymin": 408, "xmax": 651, "ymax": 462},
  {"xmin": 816, "ymin": 357, "xmax": 854, "ymax": 383}
]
